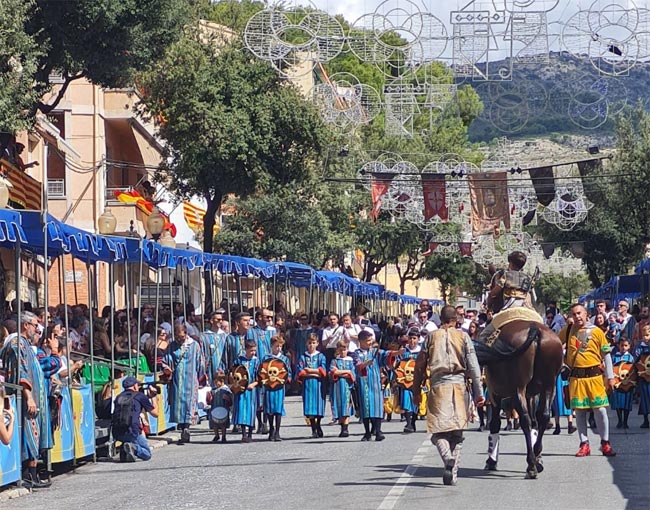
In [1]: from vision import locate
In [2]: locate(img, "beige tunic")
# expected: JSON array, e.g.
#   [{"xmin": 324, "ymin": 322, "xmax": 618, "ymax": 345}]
[{"xmin": 425, "ymin": 327, "xmax": 483, "ymax": 434}]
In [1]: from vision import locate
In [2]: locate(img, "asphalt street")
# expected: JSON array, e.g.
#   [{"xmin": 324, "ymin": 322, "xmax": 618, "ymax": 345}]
[{"xmin": 4, "ymin": 397, "xmax": 649, "ymax": 510}]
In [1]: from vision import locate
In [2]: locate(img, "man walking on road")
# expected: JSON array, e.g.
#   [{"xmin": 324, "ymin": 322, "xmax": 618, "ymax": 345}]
[{"xmin": 413, "ymin": 305, "xmax": 484, "ymax": 486}]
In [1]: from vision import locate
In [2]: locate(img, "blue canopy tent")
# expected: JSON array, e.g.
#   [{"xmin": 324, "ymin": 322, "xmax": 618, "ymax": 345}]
[{"xmin": 0, "ymin": 209, "xmax": 27, "ymax": 247}]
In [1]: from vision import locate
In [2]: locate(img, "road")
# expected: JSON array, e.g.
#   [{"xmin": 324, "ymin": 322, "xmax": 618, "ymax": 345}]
[{"xmin": 3, "ymin": 397, "xmax": 649, "ymax": 510}]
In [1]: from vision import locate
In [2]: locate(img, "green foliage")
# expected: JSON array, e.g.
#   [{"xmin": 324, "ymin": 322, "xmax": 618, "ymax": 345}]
[
  {"xmin": 138, "ymin": 33, "xmax": 330, "ymax": 253},
  {"xmin": 0, "ymin": 0, "xmax": 41, "ymax": 133},
  {"xmin": 535, "ymin": 106, "xmax": 650, "ymax": 288},
  {"xmin": 535, "ymin": 273, "xmax": 592, "ymax": 312},
  {"xmin": 201, "ymin": 0, "xmax": 265, "ymax": 33},
  {"xmin": 422, "ymin": 255, "xmax": 486, "ymax": 302}
]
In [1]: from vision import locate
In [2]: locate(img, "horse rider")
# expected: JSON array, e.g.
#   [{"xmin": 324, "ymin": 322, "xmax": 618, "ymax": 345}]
[{"xmin": 478, "ymin": 251, "xmax": 534, "ymax": 345}]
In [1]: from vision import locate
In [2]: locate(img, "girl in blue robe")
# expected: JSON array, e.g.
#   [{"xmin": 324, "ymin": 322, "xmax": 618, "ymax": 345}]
[
  {"xmin": 395, "ymin": 332, "xmax": 421, "ymax": 433},
  {"xmin": 296, "ymin": 333, "xmax": 326, "ymax": 438},
  {"xmin": 330, "ymin": 340, "xmax": 355, "ymax": 438},
  {"xmin": 612, "ymin": 339, "xmax": 635, "ymax": 428},
  {"xmin": 353, "ymin": 330, "xmax": 394, "ymax": 441},
  {"xmin": 232, "ymin": 340, "xmax": 260, "ymax": 443},
  {"xmin": 261, "ymin": 336, "xmax": 292, "ymax": 441}
]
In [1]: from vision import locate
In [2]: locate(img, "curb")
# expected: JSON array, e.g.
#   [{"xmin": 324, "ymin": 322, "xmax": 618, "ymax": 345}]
[{"xmin": 0, "ymin": 487, "xmax": 30, "ymax": 503}]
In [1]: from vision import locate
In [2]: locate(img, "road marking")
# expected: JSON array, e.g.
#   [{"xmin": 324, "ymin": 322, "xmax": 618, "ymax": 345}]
[{"xmin": 377, "ymin": 439, "xmax": 432, "ymax": 510}]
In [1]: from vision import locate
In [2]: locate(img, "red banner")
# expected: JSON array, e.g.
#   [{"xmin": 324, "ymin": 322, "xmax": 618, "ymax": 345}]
[
  {"xmin": 458, "ymin": 243, "xmax": 472, "ymax": 257},
  {"xmin": 370, "ymin": 173, "xmax": 396, "ymax": 221},
  {"xmin": 421, "ymin": 173, "xmax": 447, "ymax": 221},
  {"xmin": 422, "ymin": 243, "xmax": 438, "ymax": 256}
]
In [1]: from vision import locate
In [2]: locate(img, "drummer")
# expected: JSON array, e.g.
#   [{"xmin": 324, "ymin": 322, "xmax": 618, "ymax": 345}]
[{"xmin": 207, "ymin": 372, "xmax": 232, "ymax": 443}]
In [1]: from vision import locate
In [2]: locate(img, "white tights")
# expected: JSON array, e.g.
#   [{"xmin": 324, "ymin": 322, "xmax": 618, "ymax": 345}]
[{"xmin": 575, "ymin": 407, "xmax": 609, "ymax": 443}]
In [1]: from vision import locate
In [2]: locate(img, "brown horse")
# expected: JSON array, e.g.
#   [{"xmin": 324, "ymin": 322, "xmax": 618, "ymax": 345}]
[{"xmin": 477, "ymin": 284, "xmax": 564, "ymax": 479}]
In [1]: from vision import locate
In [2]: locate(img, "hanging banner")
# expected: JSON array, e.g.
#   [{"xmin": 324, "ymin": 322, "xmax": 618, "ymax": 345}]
[
  {"xmin": 370, "ymin": 173, "xmax": 396, "ymax": 220},
  {"xmin": 421, "ymin": 174, "xmax": 448, "ymax": 221},
  {"xmin": 577, "ymin": 159, "xmax": 603, "ymax": 202},
  {"xmin": 422, "ymin": 243, "xmax": 438, "ymax": 256},
  {"xmin": 458, "ymin": 243, "xmax": 472, "ymax": 257},
  {"xmin": 541, "ymin": 242, "xmax": 556, "ymax": 259},
  {"xmin": 468, "ymin": 172, "xmax": 511, "ymax": 238},
  {"xmin": 528, "ymin": 166, "xmax": 556, "ymax": 206}
]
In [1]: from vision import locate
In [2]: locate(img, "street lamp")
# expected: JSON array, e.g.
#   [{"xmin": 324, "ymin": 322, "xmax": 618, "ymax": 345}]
[
  {"xmin": 97, "ymin": 208, "xmax": 117, "ymax": 235},
  {"xmin": 146, "ymin": 206, "xmax": 165, "ymax": 241}
]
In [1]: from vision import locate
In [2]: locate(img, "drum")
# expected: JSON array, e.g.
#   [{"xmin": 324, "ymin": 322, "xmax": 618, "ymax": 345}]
[
  {"xmin": 258, "ymin": 357, "xmax": 289, "ymax": 390},
  {"xmin": 230, "ymin": 365, "xmax": 249, "ymax": 394},
  {"xmin": 210, "ymin": 406, "xmax": 229, "ymax": 425},
  {"xmin": 394, "ymin": 359, "xmax": 416, "ymax": 389}
]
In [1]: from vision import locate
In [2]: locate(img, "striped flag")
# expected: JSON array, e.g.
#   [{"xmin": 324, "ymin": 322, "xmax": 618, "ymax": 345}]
[{"xmin": 183, "ymin": 201, "xmax": 219, "ymax": 234}]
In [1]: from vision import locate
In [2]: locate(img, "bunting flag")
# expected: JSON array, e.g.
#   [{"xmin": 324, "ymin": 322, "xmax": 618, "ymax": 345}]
[
  {"xmin": 528, "ymin": 165, "xmax": 556, "ymax": 206},
  {"xmin": 421, "ymin": 173, "xmax": 448, "ymax": 221},
  {"xmin": 577, "ymin": 159, "xmax": 602, "ymax": 202},
  {"xmin": 370, "ymin": 173, "xmax": 396, "ymax": 220},
  {"xmin": 183, "ymin": 201, "xmax": 219, "ymax": 235},
  {"xmin": 569, "ymin": 241, "xmax": 585, "ymax": 258},
  {"xmin": 540, "ymin": 242, "xmax": 555, "ymax": 259},
  {"xmin": 114, "ymin": 190, "xmax": 177, "ymax": 237},
  {"xmin": 458, "ymin": 243, "xmax": 472, "ymax": 257},
  {"xmin": 422, "ymin": 243, "xmax": 439, "ymax": 256},
  {"xmin": 467, "ymin": 172, "xmax": 511, "ymax": 238}
]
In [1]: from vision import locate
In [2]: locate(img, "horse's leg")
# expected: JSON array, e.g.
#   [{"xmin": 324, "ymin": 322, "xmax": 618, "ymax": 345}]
[
  {"xmin": 533, "ymin": 386, "xmax": 554, "ymax": 473},
  {"xmin": 513, "ymin": 388, "xmax": 537, "ymax": 479},
  {"xmin": 485, "ymin": 394, "xmax": 502, "ymax": 471}
]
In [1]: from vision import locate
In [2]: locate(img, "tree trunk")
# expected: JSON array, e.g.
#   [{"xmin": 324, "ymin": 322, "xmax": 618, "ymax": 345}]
[{"xmin": 202, "ymin": 193, "xmax": 222, "ymax": 316}]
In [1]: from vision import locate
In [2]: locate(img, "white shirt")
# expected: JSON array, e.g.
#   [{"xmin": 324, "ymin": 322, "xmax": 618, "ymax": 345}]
[
  {"xmin": 342, "ymin": 324, "xmax": 361, "ymax": 352},
  {"xmin": 322, "ymin": 325, "xmax": 344, "ymax": 349}
]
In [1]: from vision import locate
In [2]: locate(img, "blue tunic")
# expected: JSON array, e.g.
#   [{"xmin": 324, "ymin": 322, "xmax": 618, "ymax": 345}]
[
  {"xmin": 261, "ymin": 354, "xmax": 292, "ymax": 416},
  {"xmin": 232, "ymin": 356, "xmax": 260, "ymax": 427},
  {"xmin": 1, "ymin": 336, "xmax": 60, "ymax": 461},
  {"xmin": 225, "ymin": 332, "xmax": 248, "ymax": 370},
  {"xmin": 163, "ymin": 339, "xmax": 206, "ymax": 425},
  {"xmin": 330, "ymin": 357, "xmax": 355, "ymax": 419},
  {"xmin": 635, "ymin": 343, "xmax": 650, "ymax": 415},
  {"xmin": 610, "ymin": 352, "xmax": 635, "ymax": 411},
  {"xmin": 353, "ymin": 348, "xmax": 392, "ymax": 419},
  {"xmin": 250, "ymin": 326, "xmax": 273, "ymax": 360},
  {"xmin": 200, "ymin": 330, "xmax": 226, "ymax": 382},
  {"xmin": 290, "ymin": 327, "xmax": 313, "ymax": 368},
  {"xmin": 395, "ymin": 348, "xmax": 420, "ymax": 414},
  {"xmin": 297, "ymin": 351, "xmax": 326, "ymax": 417}
]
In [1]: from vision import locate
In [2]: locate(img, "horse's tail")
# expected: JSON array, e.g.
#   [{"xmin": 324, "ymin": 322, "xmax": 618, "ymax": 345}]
[{"xmin": 475, "ymin": 323, "xmax": 541, "ymax": 366}]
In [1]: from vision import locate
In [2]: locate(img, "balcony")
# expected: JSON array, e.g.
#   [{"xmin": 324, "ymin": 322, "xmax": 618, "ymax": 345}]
[{"xmin": 0, "ymin": 158, "xmax": 43, "ymax": 210}]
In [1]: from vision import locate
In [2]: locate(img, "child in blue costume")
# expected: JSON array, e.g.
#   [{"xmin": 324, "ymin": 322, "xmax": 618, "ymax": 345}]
[
  {"xmin": 207, "ymin": 372, "xmax": 232, "ymax": 443},
  {"xmin": 232, "ymin": 340, "xmax": 260, "ymax": 443},
  {"xmin": 612, "ymin": 338, "xmax": 635, "ymax": 429},
  {"xmin": 297, "ymin": 333, "xmax": 327, "ymax": 438},
  {"xmin": 353, "ymin": 330, "xmax": 395, "ymax": 441},
  {"xmin": 330, "ymin": 340, "xmax": 355, "ymax": 438},
  {"xmin": 261, "ymin": 336, "xmax": 292, "ymax": 441},
  {"xmin": 396, "ymin": 329, "xmax": 422, "ymax": 433}
]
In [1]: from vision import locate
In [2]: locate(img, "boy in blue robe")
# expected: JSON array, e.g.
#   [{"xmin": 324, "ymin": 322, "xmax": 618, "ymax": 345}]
[
  {"xmin": 330, "ymin": 340, "xmax": 355, "ymax": 438},
  {"xmin": 250, "ymin": 309, "xmax": 275, "ymax": 435},
  {"xmin": 297, "ymin": 333, "xmax": 326, "ymax": 438},
  {"xmin": 612, "ymin": 338, "xmax": 635, "ymax": 429},
  {"xmin": 260, "ymin": 336, "xmax": 292, "ymax": 441},
  {"xmin": 396, "ymin": 329, "xmax": 421, "ymax": 433},
  {"xmin": 634, "ymin": 325, "xmax": 650, "ymax": 428},
  {"xmin": 353, "ymin": 330, "xmax": 395, "ymax": 441},
  {"xmin": 225, "ymin": 312, "xmax": 251, "ymax": 371},
  {"xmin": 232, "ymin": 340, "xmax": 260, "ymax": 443}
]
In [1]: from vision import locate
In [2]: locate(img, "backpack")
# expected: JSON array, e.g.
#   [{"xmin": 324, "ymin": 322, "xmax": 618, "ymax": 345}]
[{"xmin": 112, "ymin": 390, "xmax": 137, "ymax": 432}]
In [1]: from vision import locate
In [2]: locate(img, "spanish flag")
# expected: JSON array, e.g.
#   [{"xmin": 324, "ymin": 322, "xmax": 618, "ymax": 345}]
[
  {"xmin": 113, "ymin": 190, "xmax": 177, "ymax": 237},
  {"xmin": 183, "ymin": 201, "xmax": 218, "ymax": 234}
]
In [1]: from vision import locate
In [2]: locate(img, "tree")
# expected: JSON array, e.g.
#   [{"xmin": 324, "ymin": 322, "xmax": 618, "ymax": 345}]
[
  {"xmin": 535, "ymin": 273, "xmax": 592, "ymax": 311},
  {"xmin": 201, "ymin": 0, "xmax": 265, "ymax": 33},
  {"xmin": 0, "ymin": 0, "xmax": 41, "ymax": 134},
  {"xmin": 422, "ymin": 255, "xmax": 482, "ymax": 302},
  {"xmin": 1, "ymin": 0, "xmax": 195, "ymax": 122},
  {"xmin": 137, "ymin": 34, "xmax": 330, "ymax": 256}
]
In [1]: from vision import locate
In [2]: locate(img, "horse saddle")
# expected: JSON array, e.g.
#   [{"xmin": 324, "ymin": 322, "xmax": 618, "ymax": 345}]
[{"xmin": 485, "ymin": 307, "xmax": 543, "ymax": 347}]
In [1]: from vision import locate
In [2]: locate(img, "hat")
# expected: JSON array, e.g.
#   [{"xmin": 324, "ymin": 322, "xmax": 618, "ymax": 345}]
[{"xmin": 122, "ymin": 376, "xmax": 138, "ymax": 389}]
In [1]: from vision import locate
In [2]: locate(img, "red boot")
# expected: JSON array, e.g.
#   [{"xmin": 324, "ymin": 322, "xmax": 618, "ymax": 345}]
[
  {"xmin": 600, "ymin": 441, "xmax": 616, "ymax": 457},
  {"xmin": 575, "ymin": 442, "xmax": 591, "ymax": 457}
]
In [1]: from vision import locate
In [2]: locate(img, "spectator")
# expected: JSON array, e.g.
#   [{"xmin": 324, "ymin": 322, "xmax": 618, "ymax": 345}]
[
  {"xmin": 0, "ymin": 381, "xmax": 16, "ymax": 445},
  {"xmin": 13, "ymin": 143, "xmax": 39, "ymax": 172},
  {"xmin": 112, "ymin": 376, "xmax": 158, "ymax": 462}
]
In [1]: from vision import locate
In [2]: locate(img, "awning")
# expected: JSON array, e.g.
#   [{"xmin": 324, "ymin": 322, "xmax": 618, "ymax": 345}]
[{"xmin": 0, "ymin": 208, "xmax": 27, "ymax": 247}]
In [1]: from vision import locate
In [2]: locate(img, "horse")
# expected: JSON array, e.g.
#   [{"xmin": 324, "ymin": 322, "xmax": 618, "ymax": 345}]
[{"xmin": 476, "ymin": 280, "xmax": 564, "ymax": 479}]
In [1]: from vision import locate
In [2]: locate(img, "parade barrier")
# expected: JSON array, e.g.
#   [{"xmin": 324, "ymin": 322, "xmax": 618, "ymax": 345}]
[
  {"xmin": 0, "ymin": 206, "xmax": 432, "ymax": 489},
  {"xmin": 0, "ymin": 395, "xmax": 22, "ymax": 487}
]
